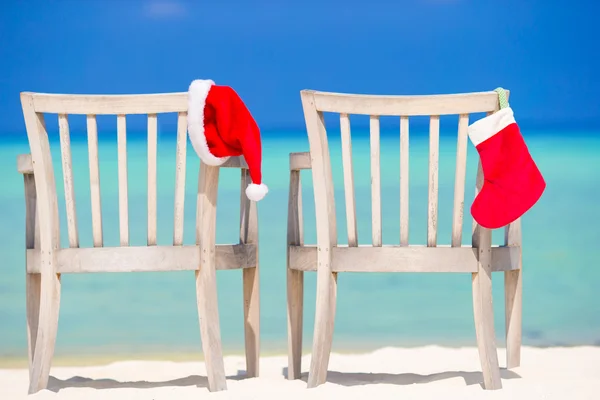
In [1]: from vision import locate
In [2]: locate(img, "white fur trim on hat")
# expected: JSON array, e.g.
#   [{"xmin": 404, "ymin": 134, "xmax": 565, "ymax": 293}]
[
  {"xmin": 467, "ymin": 107, "xmax": 516, "ymax": 147},
  {"xmin": 187, "ymin": 79, "xmax": 230, "ymax": 166},
  {"xmin": 245, "ymin": 183, "xmax": 268, "ymax": 202}
]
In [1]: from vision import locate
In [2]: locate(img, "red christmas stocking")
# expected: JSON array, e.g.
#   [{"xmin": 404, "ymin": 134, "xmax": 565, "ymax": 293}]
[{"xmin": 467, "ymin": 89, "xmax": 546, "ymax": 229}]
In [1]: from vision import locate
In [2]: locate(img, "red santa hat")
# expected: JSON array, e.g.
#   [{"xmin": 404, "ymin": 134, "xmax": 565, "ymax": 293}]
[{"xmin": 187, "ymin": 79, "xmax": 268, "ymax": 202}]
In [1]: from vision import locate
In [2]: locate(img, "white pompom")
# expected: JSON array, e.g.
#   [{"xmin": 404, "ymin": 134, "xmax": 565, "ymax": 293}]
[{"xmin": 245, "ymin": 183, "xmax": 269, "ymax": 202}]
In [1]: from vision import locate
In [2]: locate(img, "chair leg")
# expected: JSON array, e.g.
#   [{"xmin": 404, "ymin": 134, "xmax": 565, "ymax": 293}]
[
  {"xmin": 307, "ymin": 269, "xmax": 337, "ymax": 388},
  {"xmin": 28, "ymin": 271, "xmax": 61, "ymax": 394},
  {"xmin": 287, "ymin": 168, "xmax": 305, "ymax": 380},
  {"xmin": 472, "ymin": 229, "xmax": 502, "ymax": 390},
  {"xmin": 287, "ymin": 267, "xmax": 304, "ymax": 379},
  {"xmin": 196, "ymin": 163, "xmax": 227, "ymax": 392},
  {"xmin": 243, "ymin": 266, "xmax": 260, "ymax": 378},
  {"xmin": 26, "ymin": 272, "xmax": 41, "ymax": 382},
  {"xmin": 505, "ymin": 220, "xmax": 522, "ymax": 369},
  {"xmin": 240, "ymin": 170, "xmax": 260, "ymax": 378},
  {"xmin": 505, "ymin": 268, "xmax": 522, "ymax": 369},
  {"xmin": 196, "ymin": 268, "xmax": 227, "ymax": 391}
]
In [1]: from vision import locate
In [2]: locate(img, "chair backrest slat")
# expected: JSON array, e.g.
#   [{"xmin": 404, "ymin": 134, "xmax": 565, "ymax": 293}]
[
  {"xmin": 58, "ymin": 113, "xmax": 79, "ymax": 248},
  {"xmin": 451, "ymin": 114, "xmax": 469, "ymax": 247},
  {"xmin": 319, "ymin": 110, "xmax": 338, "ymax": 246},
  {"xmin": 117, "ymin": 114, "xmax": 129, "ymax": 246},
  {"xmin": 86, "ymin": 114, "xmax": 103, "ymax": 247},
  {"xmin": 427, "ymin": 115, "xmax": 440, "ymax": 247},
  {"xmin": 301, "ymin": 89, "xmax": 507, "ymax": 248},
  {"xmin": 173, "ymin": 112, "xmax": 188, "ymax": 246},
  {"xmin": 370, "ymin": 115, "xmax": 382, "ymax": 247},
  {"xmin": 147, "ymin": 114, "xmax": 158, "ymax": 246},
  {"xmin": 399, "ymin": 115, "xmax": 410, "ymax": 246},
  {"xmin": 339, "ymin": 113, "xmax": 358, "ymax": 247},
  {"xmin": 472, "ymin": 111, "xmax": 497, "ymax": 240}
]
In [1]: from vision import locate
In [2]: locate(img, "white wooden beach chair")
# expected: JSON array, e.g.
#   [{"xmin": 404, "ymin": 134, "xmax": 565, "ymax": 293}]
[
  {"xmin": 17, "ymin": 91, "xmax": 260, "ymax": 394},
  {"xmin": 286, "ymin": 89, "xmax": 522, "ymax": 390}
]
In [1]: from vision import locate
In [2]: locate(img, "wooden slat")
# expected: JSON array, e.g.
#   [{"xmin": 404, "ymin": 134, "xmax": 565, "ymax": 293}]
[
  {"xmin": 287, "ymin": 245, "xmax": 520, "ymax": 273},
  {"xmin": 117, "ymin": 114, "xmax": 129, "ymax": 246},
  {"xmin": 370, "ymin": 115, "xmax": 382, "ymax": 246},
  {"xmin": 470, "ymin": 155, "xmax": 502, "ymax": 389},
  {"xmin": 29, "ymin": 92, "xmax": 188, "ymax": 115},
  {"xmin": 20, "ymin": 94, "xmax": 62, "ymax": 394},
  {"xmin": 289, "ymin": 152, "xmax": 312, "ymax": 171},
  {"xmin": 472, "ymin": 222, "xmax": 502, "ymax": 389},
  {"xmin": 313, "ymin": 110, "xmax": 338, "ymax": 246},
  {"xmin": 472, "ymin": 159, "xmax": 485, "ymax": 246},
  {"xmin": 173, "ymin": 112, "xmax": 187, "ymax": 246},
  {"xmin": 17, "ymin": 153, "xmax": 34, "ymax": 174},
  {"xmin": 310, "ymin": 90, "xmax": 509, "ymax": 116},
  {"xmin": 286, "ymin": 169, "xmax": 305, "ymax": 250},
  {"xmin": 240, "ymin": 169, "xmax": 260, "ymax": 378},
  {"xmin": 287, "ymin": 168, "xmax": 304, "ymax": 379},
  {"xmin": 58, "ymin": 114, "xmax": 79, "ymax": 248},
  {"xmin": 504, "ymin": 218, "xmax": 522, "ymax": 369},
  {"xmin": 471, "ymin": 111, "xmax": 495, "ymax": 235},
  {"xmin": 147, "ymin": 114, "xmax": 157, "ymax": 245},
  {"xmin": 451, "ymin": 114, "xmax": 469, "ymax": 247},
  {"xmin": 24, "ymin": 173, "xmax": 38, "ymax": 250},
  {"xmin": 400, "ymin": 116, "xmax": 410, "ymax": 246},
  {"xmin": 287, "ymin": 170, "xmax": 304, "ymax": 248},
  {"xmin": 195, "ymin": 163, "xmax": 227, "ymax": 390},
  {"xmin": 26, "ymin": 244, "xmax": 257, "ymax": 273},
  {"xmin": 340, "ymin": 114, "xmax": 358, "ymax": 246},
  {"xmin": 87, "ymin": 114, "xmax": 103, "ymax": 247},
  {"xmin": 300, "ymin": 91, "xmax": 338, "ymax": 388},
  {"xmin": 501, "ymin": 81, "xmax": 521, "ymax": 370},
  {"xmin": 23, "ymin": 172, "xmax": 41, "ymax": 377},
  {"xmin": 427, "ymin": 116, "xmax": 440, "ymax": 247},
  {"xmin": 472, "ymin": 160, "xmax": 485, "ymax": 233}
]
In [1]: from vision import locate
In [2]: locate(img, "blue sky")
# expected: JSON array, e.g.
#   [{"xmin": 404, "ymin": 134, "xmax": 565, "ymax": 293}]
[{"xmin": 1, "ymin": 0, "xmax": 598, "ymax": 133}]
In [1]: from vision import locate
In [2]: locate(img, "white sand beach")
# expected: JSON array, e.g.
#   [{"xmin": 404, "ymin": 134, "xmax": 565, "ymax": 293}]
[{"xmin": 1, "ymin": 346, "xmax": 599, "ymax": 400}]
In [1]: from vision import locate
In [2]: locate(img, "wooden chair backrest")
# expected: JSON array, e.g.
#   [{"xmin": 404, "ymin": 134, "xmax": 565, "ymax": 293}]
[
  {"xmin": 19, "ymin": 91, "xmax": 244, "ymax": 254},
  {"xmin": 299, "ymin": 89, "xmax": 508, "ymax": 249}
]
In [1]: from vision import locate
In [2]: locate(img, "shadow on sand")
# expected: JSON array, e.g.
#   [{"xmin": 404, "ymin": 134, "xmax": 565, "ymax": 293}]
[
  {"xmin": 47, "ymin": 370, "xmax": 249, "ymax": 393},
  {"xmin": 281, "ymin": 367, "xmax": 522, "ymax": 388},
  {"xmin": 47, "ymin": 367, "xmax": 522, "ymax": 392}
]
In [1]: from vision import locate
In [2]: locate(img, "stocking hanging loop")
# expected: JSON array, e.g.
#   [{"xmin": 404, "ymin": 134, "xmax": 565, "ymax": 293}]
[{"xmin": 494, "ymin": 87, "xmax": 509, "ymax": 109}]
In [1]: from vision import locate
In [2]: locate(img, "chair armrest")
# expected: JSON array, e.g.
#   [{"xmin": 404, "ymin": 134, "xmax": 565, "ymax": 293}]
[
  {"xmin": 287, "ymin": 152, "xmax": 307, "ymax": 248},
  {"xmin": 289, "ymin": 152, "xmax": 311, "ymax": 171},
  {"xmin": 17, "ymin": 154, "xmax": 34, "ymax": 175},
  {"xmin": 16, "ymin": 154, "xmax": 38, "ymax": 249}
]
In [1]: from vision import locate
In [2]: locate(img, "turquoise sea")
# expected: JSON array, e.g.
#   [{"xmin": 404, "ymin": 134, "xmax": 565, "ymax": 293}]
[{"xmin": 1, "ymin": 117, "xmax": 599, "ymax": 362}]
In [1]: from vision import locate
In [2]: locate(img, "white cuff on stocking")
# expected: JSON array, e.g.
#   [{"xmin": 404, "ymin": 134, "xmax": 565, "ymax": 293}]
[{"xmin": 468, "ymin": 107, "xmax": 516, "ymax": 147}]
